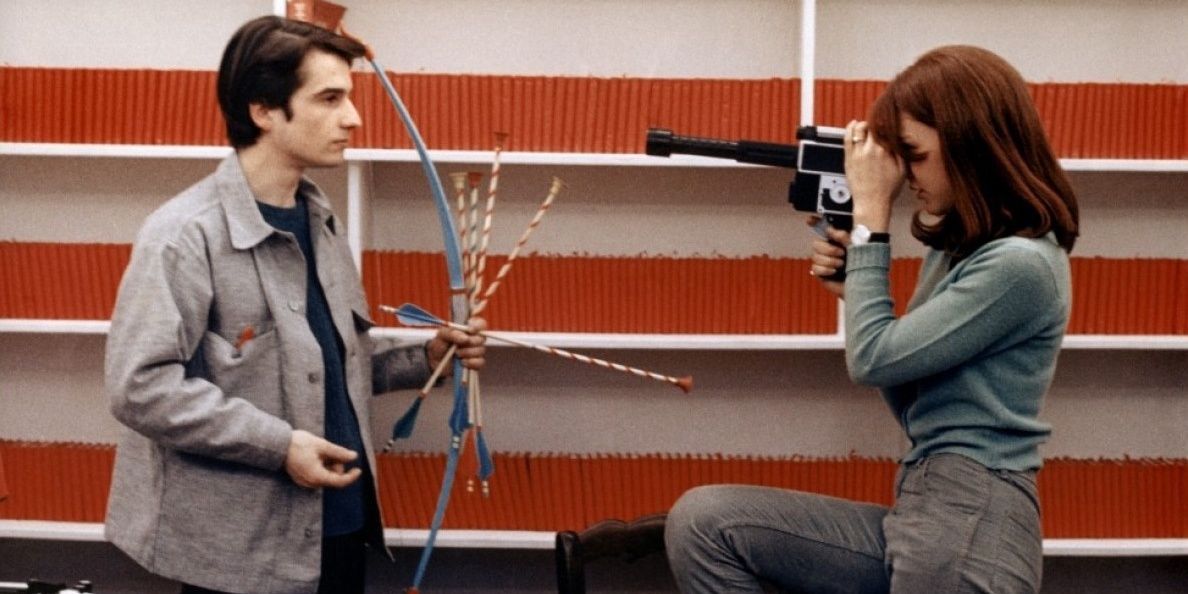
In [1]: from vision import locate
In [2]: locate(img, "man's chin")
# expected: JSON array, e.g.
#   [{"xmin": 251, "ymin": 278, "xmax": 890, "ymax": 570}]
[{"xmin": 306, "ymin": 153, "xmax": 348, "ymax": 168}]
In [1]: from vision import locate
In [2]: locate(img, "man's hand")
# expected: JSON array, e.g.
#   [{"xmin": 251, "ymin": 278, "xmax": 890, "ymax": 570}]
[
  {"xmin": 285, "ymin": 429, "xmax": 362, "ymax": 489},
  {"xmin": 427, "ymin": 316, "xmax": 487, "ymax": 374}
]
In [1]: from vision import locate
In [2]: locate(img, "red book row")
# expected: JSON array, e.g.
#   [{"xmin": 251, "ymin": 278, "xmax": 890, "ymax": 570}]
[
  {"xmin": 0, "ymin": 440, "xmax": 1183, "ymax": 538},
  {"xmin": 0, "ymin": 451, "xmax": 7, "ymax": 501},
  {"xmin": 2, "ymin": 242, "xmax": 1186, "ymax": 335},
  {"xmin": 361, "ymin": 251, "xmax": 839, "ymax": 334},
  {"xmin": 2, "ymin": 67, "xmax": 1186, "ymax": 159}
]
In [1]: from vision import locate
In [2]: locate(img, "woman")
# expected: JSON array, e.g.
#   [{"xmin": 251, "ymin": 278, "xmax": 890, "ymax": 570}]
[{"xmin": 665, "ymin": 45, "xmax": 1079, "ymax": 593}]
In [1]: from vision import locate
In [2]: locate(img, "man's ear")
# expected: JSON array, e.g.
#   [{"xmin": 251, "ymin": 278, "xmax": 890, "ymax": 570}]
[{"xmin": 249, "ymin": 103, "xmax": 277, "ymax": 133}]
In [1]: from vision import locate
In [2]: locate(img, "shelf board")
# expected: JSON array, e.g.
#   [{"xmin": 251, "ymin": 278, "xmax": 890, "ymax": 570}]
[
  {"xmin": 0, "ymin": 319, "xmax": 111, "ymax": 334},
  {"xmin": 0, "ymin": 143, "xmax": 233, "ymax": 159},
  {"xmin": 382, "ymin": 528, "xmax": 554, "ymax": 549},
  {"xmin": 1060, "ymin": 159, "xmax": 1188, "ymax": 173},
  {"xmin": 0, "ymin": 143, "xmax": 744, "ymax": 167},
  {"xmin": 1042, "ymin": 538, "xmax": 1188, "ymax": 557},
  {"xmin": 4, "ymin": 143, "xmax": 1188, "ymax": 172},
  {"xmin": 1062, "ymin": 334, "xmax": 1188, "ymax": 350},
  {"xmin": 0, "ymin": 520, "xmax": 105, "ymax": 542},
  {"xmin": 0, "ymin": 521, "xmax": 1182, "ymax": 555},
  {"xmin": 2, "ymin": 320, "xmax": 1186, "ymax": 350},
  {"xmin": 345, "ymin": 148, "xmax": 770, "ymax": 168},
  {"xmin": 373, "ymin": 327, "xmax": 846, "ymax": 350},
  {"xmin": 373, "ymin": 329, "xmax": 1188, "ymax": 351},
  {"xmin": 0, "ymin": 520, "xmax": 552, "ymax": 549}
]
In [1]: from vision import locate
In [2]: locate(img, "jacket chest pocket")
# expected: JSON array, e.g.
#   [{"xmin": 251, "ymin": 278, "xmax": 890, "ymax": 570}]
[
  {"xmin": 195, "ymin": 249, "xmax": 286, "ymax": 416},
  {"xmin": 209, "ymin": 250, "xmax": 273, "ymax": 335},
  {"xmin": 208, "ymin": 249, "xmax": 275, "ymax": 347},
  {"xmin": 199, "ymin": 327, "xmax": 285, "ymax": 417}
]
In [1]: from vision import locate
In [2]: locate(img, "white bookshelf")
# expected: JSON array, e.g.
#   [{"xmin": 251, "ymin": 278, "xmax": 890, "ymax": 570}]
[{"xmin": 4, "ymin": 143, "xmax": 1185, "ymax": 354}]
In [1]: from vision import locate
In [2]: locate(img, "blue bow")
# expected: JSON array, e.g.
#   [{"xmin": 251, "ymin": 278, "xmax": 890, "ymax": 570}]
[{"xmin": 366, "ymin": 55, "xmax": 470, "ymax": 592}]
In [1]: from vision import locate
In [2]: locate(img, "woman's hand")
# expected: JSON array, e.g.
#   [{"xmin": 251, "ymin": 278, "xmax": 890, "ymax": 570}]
[
  {"xmin": 427, "ymin": 317, "xmax": 487, "ymax": 374},
  {"xmin": 845, "ymin": 120, "xmax": 904, "ymax": 232},
  {"xmin": 806, "ymin": 216, "xmax": 848, "ymax": 299}
]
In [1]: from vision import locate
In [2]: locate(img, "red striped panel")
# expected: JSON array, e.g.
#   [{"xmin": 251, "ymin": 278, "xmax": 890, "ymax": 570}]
[
  {"xmin": 2, "ymin": 68, "xmax": 1185, "ymax": 158},
  {"xmin": 1, "ymin": 440, "xmax": 1184, "ymax": 537},
  {"xmin": 0, "ymin": 451, "xmax": 7, "ymax": 501},
  {"xmin": 1, "ymin": 242, "xmax": 1185, "ymax": 335},
  {"xmin": 361, "ymin": 251, "xmax": 837, "ymax": 334},
  {"xmin": 0, "ymin": 242, "xmax": 130, "ymax": 320}
]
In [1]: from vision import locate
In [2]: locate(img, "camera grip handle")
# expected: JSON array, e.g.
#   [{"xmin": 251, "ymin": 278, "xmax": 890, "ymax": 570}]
[
  {"xmin": 820, "ymin": 247, "xmax": 846, "ymax": 282},
  {"xmin": 810, "ymin": 218, "xmax": 847, "ymax": 282}
]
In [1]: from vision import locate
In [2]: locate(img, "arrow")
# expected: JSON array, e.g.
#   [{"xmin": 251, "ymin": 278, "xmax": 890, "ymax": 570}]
[{"xmin": 382, "ymin": 303, "xmax": 694, "ymax": 393}]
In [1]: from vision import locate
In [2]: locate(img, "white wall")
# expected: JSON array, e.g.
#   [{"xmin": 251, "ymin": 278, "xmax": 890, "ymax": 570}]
[
  {"xmin": 0, "ymin": 1, "xmax": 274, "ymax": 69},
  {"xmin": 3, "ymin": 1, "xmax": 1185, "ymax": 82},
  {"xmin": 817, "ymin": 0, "xmax": 1188, "ymax": 82}
]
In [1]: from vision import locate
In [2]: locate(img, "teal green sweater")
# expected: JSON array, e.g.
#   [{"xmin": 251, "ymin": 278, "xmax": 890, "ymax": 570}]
[{"xmin": 844, "ymin": 234, "xmax": 1071, "ymax": 471}]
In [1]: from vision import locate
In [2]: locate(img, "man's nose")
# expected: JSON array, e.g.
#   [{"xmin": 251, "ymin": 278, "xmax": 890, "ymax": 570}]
[{"xmin": 342, "ymin": 98, "xmax": 362, "ymax": 129}]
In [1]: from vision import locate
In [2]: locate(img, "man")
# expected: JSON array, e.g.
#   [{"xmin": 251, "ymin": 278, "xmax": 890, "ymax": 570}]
[{"xmin": 103, "ymin": 16, "xmax": 485, "ymax": 594}]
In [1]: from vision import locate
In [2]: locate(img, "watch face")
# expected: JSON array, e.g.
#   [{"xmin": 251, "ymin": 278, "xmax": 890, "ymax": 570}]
[{"xmin": 851, "ymin": 224, "xmax": 871, "ymax": 246}]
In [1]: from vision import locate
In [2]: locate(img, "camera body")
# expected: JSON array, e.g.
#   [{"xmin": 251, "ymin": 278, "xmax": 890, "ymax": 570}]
[
  {"xmin": 645, "ymin": 125, "xmax": 850, "ymax": 229},
  {"xmin": 789, "ymin": 126, "xmax": 851, "ymax": 230}
]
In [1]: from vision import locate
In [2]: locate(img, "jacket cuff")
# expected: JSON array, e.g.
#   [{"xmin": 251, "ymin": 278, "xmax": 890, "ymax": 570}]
[
  {"xmin": 256, "ymin": 419, "xmax": 295, "ymax": 471},
  {"xmin": 371, "ymin": 343, "xmax": 434, "ymax": 394}
]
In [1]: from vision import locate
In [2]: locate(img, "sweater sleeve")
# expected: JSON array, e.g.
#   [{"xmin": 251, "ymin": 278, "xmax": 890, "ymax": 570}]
[{"xmin": 843, "ymin": 241, "xmax": 1060, "ymax": 388}]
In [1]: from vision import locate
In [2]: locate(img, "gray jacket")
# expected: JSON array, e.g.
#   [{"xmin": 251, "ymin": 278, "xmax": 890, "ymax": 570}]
[{"xmin": 104, "ymin": 155, "xmax": 430, "ymax": 594}]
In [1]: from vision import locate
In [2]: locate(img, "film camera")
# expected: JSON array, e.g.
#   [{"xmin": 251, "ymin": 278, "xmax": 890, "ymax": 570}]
[
  {"xmin": 645, "ymin": 126, "xmax": 850, "ymax": 230},
  {"xmin": 645, "ymin": 125, "xmax": 852, "ymax": 278}
]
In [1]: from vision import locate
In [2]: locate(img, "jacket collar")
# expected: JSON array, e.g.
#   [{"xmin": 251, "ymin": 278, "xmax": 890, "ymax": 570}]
[{"xmin": 215, "ymin": 154, "xmax": 339, "ymax": 251}]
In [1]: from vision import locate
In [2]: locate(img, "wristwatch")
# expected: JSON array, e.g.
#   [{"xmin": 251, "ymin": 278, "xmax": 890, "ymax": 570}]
[{"xmin": 850, "ymin": 224, "xmax": 890, "ymax": 246}]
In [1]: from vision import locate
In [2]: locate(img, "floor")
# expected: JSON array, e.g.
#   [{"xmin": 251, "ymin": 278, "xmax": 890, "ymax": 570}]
[{"xmin": 2, "ymin": 539, "xmax": 1185, "ymax": 593}]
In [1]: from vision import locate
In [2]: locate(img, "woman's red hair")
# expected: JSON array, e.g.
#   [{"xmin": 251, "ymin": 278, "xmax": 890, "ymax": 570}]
[{"xmin": 868, "ymin": 45, "xmax": 1079, "ymax": 256}]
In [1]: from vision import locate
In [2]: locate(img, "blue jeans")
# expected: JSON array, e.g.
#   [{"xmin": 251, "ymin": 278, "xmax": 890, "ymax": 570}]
[{"xmin": 665, "ymin": 454, "xmax": 1042, "ymax": 593}]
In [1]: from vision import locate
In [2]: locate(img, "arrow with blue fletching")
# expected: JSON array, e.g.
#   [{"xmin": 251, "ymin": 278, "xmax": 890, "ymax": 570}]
[{"xmin": 381, "ymin": 304, "xmax": 694, "ymax": 393}]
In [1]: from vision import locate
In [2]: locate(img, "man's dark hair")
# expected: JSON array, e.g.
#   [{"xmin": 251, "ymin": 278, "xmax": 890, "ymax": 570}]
[{"xmin": 217, "ymin": 16, "xmax": 366, "ymax": 148}]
